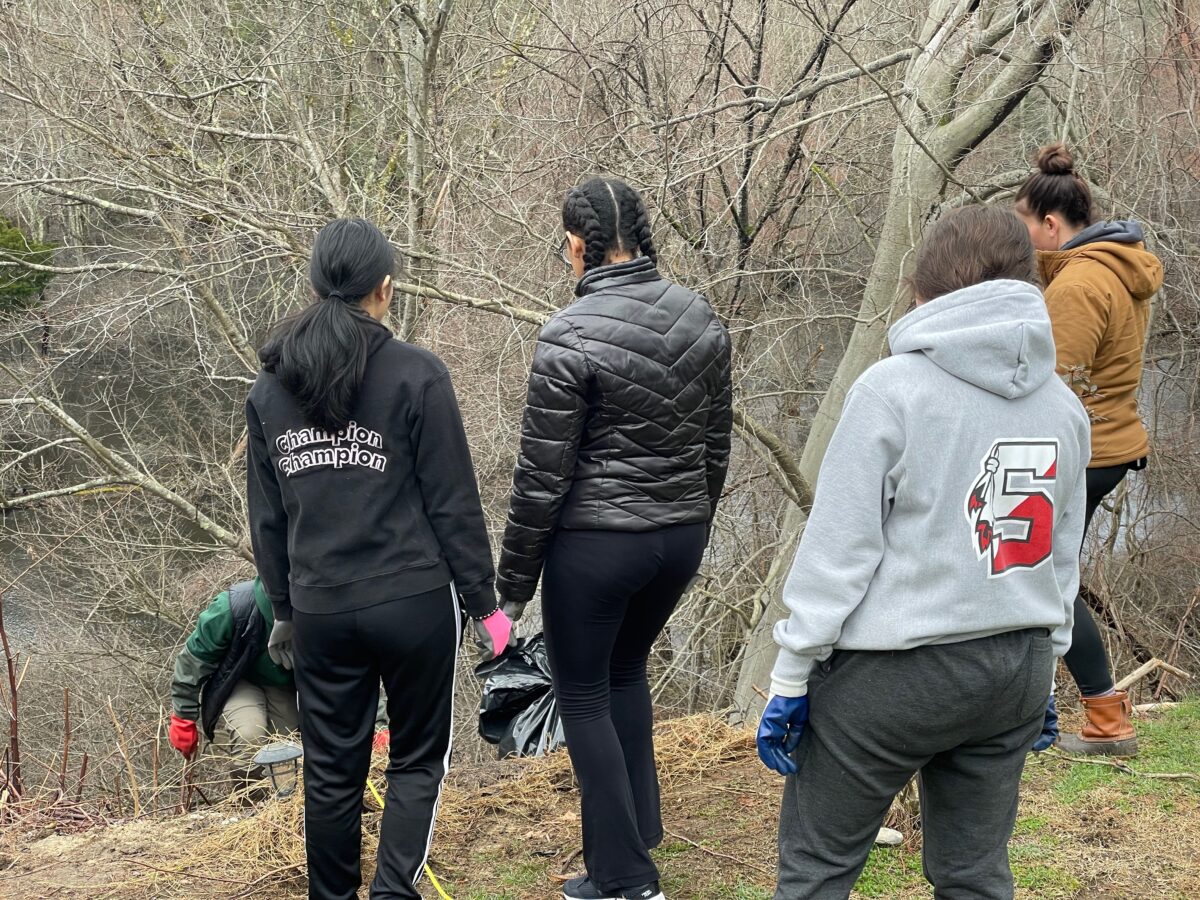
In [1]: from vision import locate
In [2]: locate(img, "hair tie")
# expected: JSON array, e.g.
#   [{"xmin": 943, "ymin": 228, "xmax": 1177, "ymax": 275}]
[{"xmin": 325, "ymin": 289, "xmax": 346, "ymax": 302}]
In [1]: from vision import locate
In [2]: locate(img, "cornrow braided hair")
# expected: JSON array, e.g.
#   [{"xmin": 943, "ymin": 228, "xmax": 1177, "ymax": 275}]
[
  {"xmin": 617, "ymin": 181, "xmax": 658, "ymax": 267},
  {"xmin": 562, "ymin": 186, "xmax": 610, "ymax": 272},
  {"xmin": 562, "ymin": 177, "xmax": 658, "ymax": 272}
]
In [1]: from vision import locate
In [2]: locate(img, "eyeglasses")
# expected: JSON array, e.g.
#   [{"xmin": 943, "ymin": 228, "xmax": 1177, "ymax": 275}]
[{"xmin": 556, "ymin": 237, "xmax": 571, "ymax": 268}]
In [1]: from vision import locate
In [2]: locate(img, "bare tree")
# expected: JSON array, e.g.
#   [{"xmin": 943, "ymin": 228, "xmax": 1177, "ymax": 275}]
[{"xmin": 0, "ymin": 0, "xmax": 1196, "ymax": 793}]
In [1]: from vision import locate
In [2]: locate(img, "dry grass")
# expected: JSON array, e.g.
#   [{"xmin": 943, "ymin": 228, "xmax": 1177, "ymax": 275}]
[{"xmin": 1, "ymin": 708, "xmax": 1197, "ymax": 899}]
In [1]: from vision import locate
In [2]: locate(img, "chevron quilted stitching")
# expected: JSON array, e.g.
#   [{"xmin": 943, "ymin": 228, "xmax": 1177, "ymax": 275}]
[{"xmin": 497, "ymin": 260, "xmax": 733, "ymax": 604}]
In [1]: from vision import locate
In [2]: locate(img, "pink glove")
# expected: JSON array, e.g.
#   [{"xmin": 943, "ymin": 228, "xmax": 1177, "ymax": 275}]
[{"xmin": 471, "ymin": 608, "xmax": 512, "ymax": 661}]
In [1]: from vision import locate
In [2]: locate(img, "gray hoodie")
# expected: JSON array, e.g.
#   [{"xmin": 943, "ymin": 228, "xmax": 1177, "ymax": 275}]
[{"xmin": 770, "ymin": 280, "xmax": 1091, "ymax": 698}]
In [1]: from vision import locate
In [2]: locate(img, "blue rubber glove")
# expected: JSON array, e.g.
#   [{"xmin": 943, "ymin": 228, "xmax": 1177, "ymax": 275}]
[
  {"xmin": 757, "ymin": 695, "xmax": 809, "ymax": 775},
  {"xmin": 1031, "ymin": 694, "xmax": 1058, "ymax": 752}
]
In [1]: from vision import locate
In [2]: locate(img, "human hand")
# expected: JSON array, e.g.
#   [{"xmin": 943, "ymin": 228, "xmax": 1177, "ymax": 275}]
[
  {"xmin": 471, "ymin": 608, "xmax": 513, "ymax": 661},
  {"xmin": 372, "ymin": 728, "xmax": 390, "ymax": 754},
  {"xmin": 757, "ymin": 694, "xmax": 809, "ymax": 775},
  {"xmin": 169, "ymin": 715, "xmax": 199, "ymax": 759},
  {"xmin": 1031, "ymin": 694, "xmax": 1058, "ymax": 752},
  {"xmin": 268, "ymin": 620, "xmax": 294, "ymax": 670}
]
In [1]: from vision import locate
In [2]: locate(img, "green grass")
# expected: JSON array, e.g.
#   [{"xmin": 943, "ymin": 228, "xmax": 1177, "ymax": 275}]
[
  {"xmin": 457, "ymin": 849, "xmax": 544, "ymax": 898},
  {"xmin": 1039, "ymin": 700, "xmax": 1200, "ymax": 807},
  {"xmin": 853, "ymin": 848, "xmax": 926, "ymax": 897},
  {"xmin": 1049, "ymin": 759, "xmax": 1115, "ymax": 802},
  {"xmin": 1126, "ymin": 703, "xmax": 1200, "ymax": 789},
  {"xmin": 1012, "ymin": 863, "xmax": 1080, "ymax": 896},
  {"xmin": 456, "ymin": 702, "xmax": 1200, "ymax": 899},
  {"xmin": 1013, "ymin": 814, "xmax": 1050, "ymax": 835},
  {"xmin": 653, "ymin": 840, "xmax": 694, "ymax": 861},
  {"xmin": 716, "ymin": 885, "xmax": 774, "ymax": 899}
]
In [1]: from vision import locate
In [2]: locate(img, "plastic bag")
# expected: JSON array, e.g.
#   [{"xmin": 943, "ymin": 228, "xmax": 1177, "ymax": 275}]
[{"xmin": 475, "ymin": 633, "xmax": 565, "ymax": 758}]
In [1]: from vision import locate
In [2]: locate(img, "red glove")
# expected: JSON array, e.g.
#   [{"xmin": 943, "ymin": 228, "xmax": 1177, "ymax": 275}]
[
  {"xmin": 372, "ymin": 729, "xmax": 390, "ymax": 753},
  {"xmin": 169, "ymin": 715, "xmax": 199, "ymax": 759}
]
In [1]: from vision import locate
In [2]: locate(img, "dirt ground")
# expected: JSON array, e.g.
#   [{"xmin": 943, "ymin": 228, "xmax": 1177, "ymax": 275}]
[{"xmin": 1, "ymin": 705, "xmax": 1197, "ymax": 899}]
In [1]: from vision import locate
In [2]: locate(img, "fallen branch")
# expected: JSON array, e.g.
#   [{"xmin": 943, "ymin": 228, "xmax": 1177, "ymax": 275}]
[
  {"xmin": 1051, "ymin": 749, "xmax": 1200, "ymax": 783},
  {"xmin": 664, "ymin": 828, "xmax": 773, "ymax": 877},
  {"xmin": 1114, "ymin": 658, "xmax": 1191, "ymax": 693},
  {"xmin": 1133, "ymin": 702, "xmax": 1179, "ymax": 715},
  {"xmin": 131, "ymin": 860, "xmax": 255, "ymax": 886}
]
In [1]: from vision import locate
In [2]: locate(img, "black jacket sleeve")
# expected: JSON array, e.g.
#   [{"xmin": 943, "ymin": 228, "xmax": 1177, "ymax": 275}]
[
  {"xmin": 412, "ymin": 370, "xmax": 497, "ymax": 618},
  {"xmin": 245, "ymin": 397, "xmax": 292, "ymax": 621},
  {"xmin": 704, "ymin": 326, "xmax": 733, "ymax": 525},
  {"xmin": 497, "ymin": 316, "xmax": 592, "ymax": 605}
]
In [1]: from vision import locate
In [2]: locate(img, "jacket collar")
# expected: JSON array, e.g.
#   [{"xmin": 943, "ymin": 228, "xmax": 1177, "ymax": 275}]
[
  {"xmin": 575, "ymin": 256, "xmax": 660, "ymax": 298},
  {"xmin": 1037, "ymin": 248, "xmax": 1075, "ymax": 285}
]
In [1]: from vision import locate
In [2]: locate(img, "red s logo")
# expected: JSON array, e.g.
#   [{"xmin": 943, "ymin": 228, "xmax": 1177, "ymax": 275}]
[{"xmin": 965, "ymin": 440, "xmax": 1058, "ymax": 577}]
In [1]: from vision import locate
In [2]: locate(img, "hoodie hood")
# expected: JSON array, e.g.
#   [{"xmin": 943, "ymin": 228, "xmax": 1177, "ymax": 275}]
[
  {"xmin": 1040, "ymin": 221, "xmax": 1163, "ymax": 302},
  {"xmin": 1061, "ymin": 219, "xmax": 1144, "ymax": 249},
  {"xmin": 888, "ymin": 279, "xmax": 1056, "ymax": 399}
]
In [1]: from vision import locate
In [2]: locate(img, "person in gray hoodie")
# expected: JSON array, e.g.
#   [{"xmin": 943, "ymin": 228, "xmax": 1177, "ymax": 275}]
[{"xmin": 758, "ymin": 206, "xmax": 1090, "ymax": 900}]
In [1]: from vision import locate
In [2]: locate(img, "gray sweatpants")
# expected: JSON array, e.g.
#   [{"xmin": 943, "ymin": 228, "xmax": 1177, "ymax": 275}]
[{"xmin": 775, "ymin": 628, "xmax": 1053, "ymax": 900}]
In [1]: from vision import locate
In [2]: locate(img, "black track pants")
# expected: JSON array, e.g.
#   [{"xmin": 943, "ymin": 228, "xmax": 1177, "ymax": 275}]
[
  {"xmin": 292, "ymin": 586, "xmax": 461, "ymax": 900},
  {"xmin": 1063, "ymin": 462, "xmax": 1140, "ymax": 697},
  {"xmin": 541, "ymin": 523, "xmax": 706, "ymax": 894}
]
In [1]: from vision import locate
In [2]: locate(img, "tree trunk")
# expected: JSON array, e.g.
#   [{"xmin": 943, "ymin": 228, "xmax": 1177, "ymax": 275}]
[
  {"xmin": 397, "ymin": 0, "xmax": 451, "ymax": 342},
  {"xmin": 732, "ymin": 0, "xmax": 1099, "ymax": 719},
  {"xmin": 732, "ymin": 132, "xmax": 940, "ymax": 716}
]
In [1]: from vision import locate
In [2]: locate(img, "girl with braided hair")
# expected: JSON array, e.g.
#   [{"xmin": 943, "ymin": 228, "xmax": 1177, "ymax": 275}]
[{"xmin": 498, "ymin": 178, "xmax": 733, "ymax": 900}]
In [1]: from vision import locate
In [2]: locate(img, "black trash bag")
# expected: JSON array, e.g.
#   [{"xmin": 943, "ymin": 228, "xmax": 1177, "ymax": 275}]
[{"xmin": 475, "ymin": 633, "xmax": 565, "ymax": 758}]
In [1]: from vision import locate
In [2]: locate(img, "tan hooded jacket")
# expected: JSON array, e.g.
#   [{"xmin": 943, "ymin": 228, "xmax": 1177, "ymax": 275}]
[{"xmin": 1038, "ymin": 227, "xmax": 1163, "ymax": 467}]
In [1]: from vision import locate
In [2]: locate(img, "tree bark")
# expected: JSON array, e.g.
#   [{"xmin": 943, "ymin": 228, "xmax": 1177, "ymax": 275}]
[{"xmin": 732, "ymin": 0, "xmax": 1099, "ymax": 719}]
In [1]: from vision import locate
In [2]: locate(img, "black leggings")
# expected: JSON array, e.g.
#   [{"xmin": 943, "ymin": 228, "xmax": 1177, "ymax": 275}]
[
  {"xmin": 541, "ymin": 523, "xmax": 706, "ymax": 894},
  {"xmin": 1062, "ymin": 462, "xmax": 1141, "ymax": 697}
]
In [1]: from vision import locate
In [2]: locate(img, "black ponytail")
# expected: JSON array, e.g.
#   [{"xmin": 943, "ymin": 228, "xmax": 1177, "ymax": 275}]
[
  {"xmin": 562, "ymin": 178, "xmax": 658, "ymax": 272},
  {"xmin": 260, "ymin": 218, "xmax": 395, "ymax": 434}
]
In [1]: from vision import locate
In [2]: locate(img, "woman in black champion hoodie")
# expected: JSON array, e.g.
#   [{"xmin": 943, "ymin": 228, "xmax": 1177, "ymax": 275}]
[{"xmin": 247, "ymin": 218, "xmax": 512, "ymax": 900}]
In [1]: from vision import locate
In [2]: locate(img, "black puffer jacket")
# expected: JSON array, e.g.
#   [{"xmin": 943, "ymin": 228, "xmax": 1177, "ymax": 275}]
[{"xmin": 497, "ymin": 257, "xmax": 733, "ymax": 605}]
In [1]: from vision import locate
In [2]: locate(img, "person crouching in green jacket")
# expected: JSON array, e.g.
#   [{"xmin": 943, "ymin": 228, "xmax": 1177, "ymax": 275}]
[{"xmin": 168, "ymin": 577, "xmax": 298, "ymax": 770}]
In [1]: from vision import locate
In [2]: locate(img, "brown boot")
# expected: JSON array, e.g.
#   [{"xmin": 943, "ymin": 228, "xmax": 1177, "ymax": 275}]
[{"xmin": 1056, "ymin": 690, "xmax": 1138, "ymax": 757}]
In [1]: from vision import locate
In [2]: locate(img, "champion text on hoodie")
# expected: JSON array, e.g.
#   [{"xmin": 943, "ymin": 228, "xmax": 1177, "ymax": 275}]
[{"xmin": 770, "ymin": 280, "xmax": 1091, "ymax": 698}]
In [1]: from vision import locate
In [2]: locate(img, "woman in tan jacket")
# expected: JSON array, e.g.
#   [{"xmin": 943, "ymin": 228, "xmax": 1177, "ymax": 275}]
[{"xmin": 1014, "ymin": 144, "xmax": 1163, "ymax": 756}]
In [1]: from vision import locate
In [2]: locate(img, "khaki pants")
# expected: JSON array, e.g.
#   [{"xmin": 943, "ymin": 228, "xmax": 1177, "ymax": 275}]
[{"xmin": 212, "ymin": 679, "xmax": 299, "ymax": 765}]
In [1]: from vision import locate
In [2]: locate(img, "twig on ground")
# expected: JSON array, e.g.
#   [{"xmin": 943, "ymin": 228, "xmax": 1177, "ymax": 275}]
[
  {"xmin": 130, "ymin": 860, "xmax": 252, "ymax": 886},
  {"xmin": 1050, "ymin": 749, "xmax": 1200, "ymax": 782},
  {"xmin": 664, "ymin": 828, "xmax": 773, "ymax": 877}
]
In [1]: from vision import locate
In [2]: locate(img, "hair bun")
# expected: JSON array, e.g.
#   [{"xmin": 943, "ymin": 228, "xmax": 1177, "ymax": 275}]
[{"xmin": 1034, "ymin": 143, "xmax": 1074, "ymax": 176}]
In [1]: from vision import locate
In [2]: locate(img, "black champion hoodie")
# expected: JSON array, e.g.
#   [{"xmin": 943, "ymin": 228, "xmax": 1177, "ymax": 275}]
[{"xmin": 246, "ymin": 318, "xmax": 497, "ymax": 621}]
